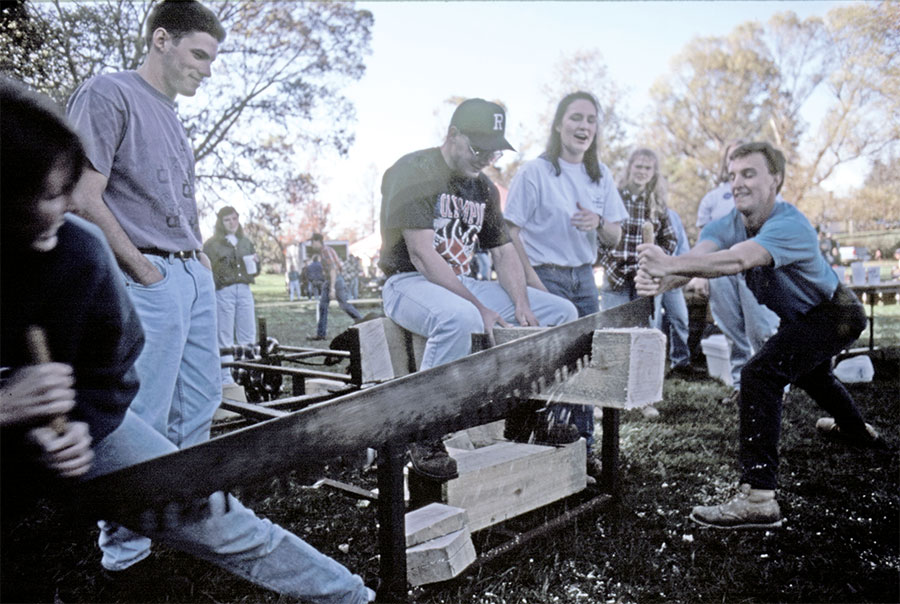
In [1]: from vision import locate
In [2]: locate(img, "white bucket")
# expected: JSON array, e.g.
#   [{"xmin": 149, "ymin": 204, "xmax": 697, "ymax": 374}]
[{"xmin": 701, "ymin": 334, "xmax": 733, "ymax": 386}]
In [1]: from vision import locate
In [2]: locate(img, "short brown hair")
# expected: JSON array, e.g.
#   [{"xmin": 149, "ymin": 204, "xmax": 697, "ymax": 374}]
[
  {"xmin": 145, "ymin": 0, "xmax": 226, "ymax": 47},
  {"xmin": 729, "ymin": 142, "xmax": 786, "ymax": 194}
]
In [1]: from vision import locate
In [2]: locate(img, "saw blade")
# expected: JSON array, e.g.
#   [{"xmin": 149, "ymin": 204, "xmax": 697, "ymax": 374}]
[{"xmin": 76, "ymin": 297, "xmax": 651, "ymax": 521}]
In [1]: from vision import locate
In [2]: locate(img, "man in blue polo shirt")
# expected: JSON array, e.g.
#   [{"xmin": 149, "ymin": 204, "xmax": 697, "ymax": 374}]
[{"xmin": 635, "ymin": 141, "xmax": 884, "ymax": 529}]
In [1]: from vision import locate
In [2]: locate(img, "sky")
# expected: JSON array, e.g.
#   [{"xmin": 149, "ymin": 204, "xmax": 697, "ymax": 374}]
[{"xmin": 305, "ymin": 1, "xmax": 853, "ymax": 235}]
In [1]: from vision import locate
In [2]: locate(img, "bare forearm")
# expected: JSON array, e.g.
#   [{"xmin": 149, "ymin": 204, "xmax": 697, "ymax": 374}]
[
  {"xmin": 492, "ymin": 244, "xmax": 531, "ymax": 307},
  {"xmin": 666, "ymin": 249, "xmax": 753, "ymax": 278},
  {"xmin": 505, "ymin": 224, "xmax": 546, "ymax": 291},
  {"xmin": 599, "ymin": 221, "xmax": 622, "ymax": 248}
]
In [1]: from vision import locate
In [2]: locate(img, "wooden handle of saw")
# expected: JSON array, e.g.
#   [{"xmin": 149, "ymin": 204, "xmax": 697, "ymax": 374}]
[
  {"xmin": 642, "ymin": 221, "xmax": 655, "ymax": 245},
  {"xmin": 24, "ymin": 325, "xmax": 69, "ymax": 435}
]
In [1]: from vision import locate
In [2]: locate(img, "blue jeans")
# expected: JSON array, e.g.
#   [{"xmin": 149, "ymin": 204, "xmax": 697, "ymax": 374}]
[
  {"xmin": 309, "ymin": 280, "xmax": 323, "ymax": 300},
  {"xmin": 101, "ymin": 254, "xmax": 222, "ymax": 570},
  {"xmin": 475, "ymin": 252, "xmax": 492, "ymax": 280},
  {"xmin": 288, "ymin": 280, "xmax": 301, "ymax": 301},
  {"xmin": 87, "ymin": 412, "xmax": 373, "ymax": 603},
  {"xmin": 653, "ymin": 288, "xmax": 691, "ymax": 368},
  {"xmin": 533, "ymin": 264, "xmax": 599, "ymax": 448},
  {"xmin": 600, "ymin": 276, "xmax": 640, "ymax": 310},
  {"xmin": 708, "ymin": 273, "xmax": 779, "ymax": 389},
  {"xmin": 382, "ymin": 272, "xmax": 577, "ymax": 370},
  {"xmin": 216, "ymin": 283, "xmax": 257, "ymax": 384},
  {"xmin": 739, "ymin": 285, "xmax": 866, "ymax": 490},
  {"xmin": 317, "ymin": 275, "xmax": 363, "ymax": 338}
]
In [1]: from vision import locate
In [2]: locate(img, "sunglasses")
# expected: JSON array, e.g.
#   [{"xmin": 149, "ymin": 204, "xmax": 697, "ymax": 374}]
[{"xmin": 465, "ymin": 139, "xmax": 502, "ymax": 163}]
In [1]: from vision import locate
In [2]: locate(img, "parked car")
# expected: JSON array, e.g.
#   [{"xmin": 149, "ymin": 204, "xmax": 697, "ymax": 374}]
[{"xmin": 838, "ymin": 246, "xmax": 871, "ymax": 265}]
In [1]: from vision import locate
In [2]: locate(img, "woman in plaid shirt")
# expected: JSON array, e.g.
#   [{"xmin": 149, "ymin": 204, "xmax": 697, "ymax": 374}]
[{"xmin": 598, "ymin": 148, "xmax": 678, "ymax": 309}]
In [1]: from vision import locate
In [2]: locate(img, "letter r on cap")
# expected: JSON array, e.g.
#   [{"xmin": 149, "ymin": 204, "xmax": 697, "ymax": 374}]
[{"xmin": 493, "ymin": 113, "xmax": 504, "ymax": 131}]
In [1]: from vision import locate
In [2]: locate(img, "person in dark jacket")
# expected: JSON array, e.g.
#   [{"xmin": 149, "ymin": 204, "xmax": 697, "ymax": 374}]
[
  {"xmin": 203, "ymin": 206, "xmax": 259, "ymax": 384},
  {"xmin": 1, "ymin": 75, "xmax": 374, "ymax": 604}
]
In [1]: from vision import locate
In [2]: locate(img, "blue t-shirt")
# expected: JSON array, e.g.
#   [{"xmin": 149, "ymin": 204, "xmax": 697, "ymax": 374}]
[{"xmin": 699, "ymin": 202, "xmax": 839, "ymax": 322}]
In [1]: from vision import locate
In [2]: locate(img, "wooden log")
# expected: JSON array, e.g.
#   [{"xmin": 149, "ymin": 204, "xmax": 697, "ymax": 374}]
[
  {"xmin": 404, "ymin": 503, "xmax": 469, "ymax": 548},
  {"xmin": 406, "ymin": 528, "xmax": 476, "ymax": 587},
  {"xmin": 412, "ymin": 440, "xmax": 586, "ymax": 532},
  {"xmin": 493, "ymin": 327, "xmax": 665, "ymax": 409},
  {"xmin": 352, "ymin": 317, "xmax": 426, "ymax": 383}
]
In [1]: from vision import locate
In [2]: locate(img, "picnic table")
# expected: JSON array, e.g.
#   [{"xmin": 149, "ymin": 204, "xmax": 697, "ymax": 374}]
[{"xmin": 848, "ymin": 280, "xmax": 900, "ymax": 351}]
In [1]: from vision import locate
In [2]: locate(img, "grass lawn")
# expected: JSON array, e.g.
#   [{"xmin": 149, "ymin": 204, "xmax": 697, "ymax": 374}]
[{"xmin": 1, "ymin": 275, "xmax": 898, "ymax": 603}]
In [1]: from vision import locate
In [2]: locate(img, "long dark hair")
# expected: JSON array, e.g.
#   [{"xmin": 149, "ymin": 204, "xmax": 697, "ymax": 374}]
[
  {"xmin": 543, "ymin": 91, "xmax": 602, "ymax": 184},
  {"xmin": 1, "ymin": 77, "xmax": 86, "ymax": 245},
  {"xmin": 213, "ymin": 205, "xmax": 245, "ymax": 239}
]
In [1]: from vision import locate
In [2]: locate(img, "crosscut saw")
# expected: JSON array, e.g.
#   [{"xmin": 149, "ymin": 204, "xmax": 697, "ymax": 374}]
[{"xmin": 75, "ymin": 297, "xmax": 652, "ymax": 520}]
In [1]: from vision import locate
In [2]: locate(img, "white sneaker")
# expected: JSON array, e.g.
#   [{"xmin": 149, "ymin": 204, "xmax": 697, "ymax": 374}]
[{"xmin": 640, "ymin": 405, "xmax": 660, "ymax": 419}]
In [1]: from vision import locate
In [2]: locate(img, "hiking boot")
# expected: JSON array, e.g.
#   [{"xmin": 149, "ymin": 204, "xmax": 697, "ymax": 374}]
[
  {"xmin": 533, "ymin": 421, "xmax": 580, "ymax": 446},
  {"xmin": 690, "ymin": 484, "xmax": 783, "ymax": 529},
  {"xmin": 666, "ymin": 364, "xmax": 699, "ymax": 380},
  {"xmin": 640, "ymin": 405, "xmax": 660, "ymax": 419},
  {"xmin": 408, "ymin": 440, "xmax": 458, "ymax": 481},
  {"xmin": 815, "ymin": 417, "xmax": 887, "ymax": 449},
  {"xmin": 504, "ymin": 403, "xmax": 540, "ymax": 443},
  {"xmin": 719, "ymin": 390, "xmax": 740, "ymax": 405}
]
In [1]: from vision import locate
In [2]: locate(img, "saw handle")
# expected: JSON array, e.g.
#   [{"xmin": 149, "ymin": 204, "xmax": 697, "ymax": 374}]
[
  {"xmin": 24, "ymin": 326, "xmax": 69, "ymax": 435},
  {"xmin": 642, "ymin": 221, "xmax": 655, "ymax": 246}
]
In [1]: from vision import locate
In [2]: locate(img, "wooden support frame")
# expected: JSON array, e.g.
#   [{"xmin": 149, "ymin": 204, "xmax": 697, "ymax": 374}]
[{"xmin": 77, "ymin": 297, "xmax": 653, "ymax": 602}]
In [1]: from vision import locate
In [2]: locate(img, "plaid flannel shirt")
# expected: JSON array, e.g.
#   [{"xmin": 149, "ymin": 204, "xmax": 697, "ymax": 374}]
[{"xmin": 598, "ymin": 187, "xmax": 678, "ymax": 290}]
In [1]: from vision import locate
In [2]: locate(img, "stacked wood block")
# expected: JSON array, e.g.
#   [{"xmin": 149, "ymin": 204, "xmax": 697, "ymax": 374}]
[
  {"xmin": 405, "ymin": 503, "xmax": 475, "ymax": 587},
  {"xmin": 442, "ymin": 439, "xmax": 586, "ymax": 532},
  {"xmin": 409, "ymin": 436, "xmax": 587, "ymax": 533}
]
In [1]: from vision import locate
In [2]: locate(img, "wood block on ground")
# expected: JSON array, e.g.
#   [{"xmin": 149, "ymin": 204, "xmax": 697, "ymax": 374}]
[
  {"xmin": 406, "ymin": 528, "xmax": 476, "ymax": 587},
  {"xmin": 304, "ymin": 378, "xmax": 348, "ymax": 396},
  {"xmin": 352, "ymin": 318, "xmax": 426, "ymax": 383},
  {"xmin": 405, "ymin": 503, "xmax": 469, "ymax": 548},
  {"xmin": 494, "ymin": 326, "xmax": 665, "ymax": 409},
  {"xmin": 214, "ymin": 384, "xmax": 246, "ymax": 420},
  {"xmin": 436, "ymin": 440, "xmax": 586, "ymax": 532}
]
